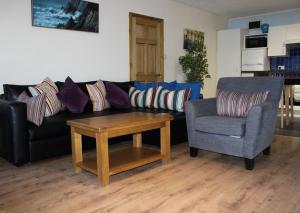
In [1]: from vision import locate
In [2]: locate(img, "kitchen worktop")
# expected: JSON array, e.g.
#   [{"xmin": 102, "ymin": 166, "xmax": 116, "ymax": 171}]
[{"xmin": 241, "ymin": 70, "xmax": 300, "ymax": 84}]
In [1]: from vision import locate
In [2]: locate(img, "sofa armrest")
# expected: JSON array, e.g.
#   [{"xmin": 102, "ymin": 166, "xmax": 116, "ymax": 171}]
[
  {"xmin": 0, "ymin": 99, "xmax": 29, "ymax": 166},
  {"xmin": 244, "ymin": 102, "xmax": 277, "ymax": 159}
]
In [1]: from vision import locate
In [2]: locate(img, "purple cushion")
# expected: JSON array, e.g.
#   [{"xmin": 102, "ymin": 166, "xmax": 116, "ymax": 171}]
[
  {"xmin": 56, "ymin": 77, "xmax": 89, "ymax": 113},
  {"xmin": 105, "ymin": 82, "xmax": 130, "ymax": 109}
]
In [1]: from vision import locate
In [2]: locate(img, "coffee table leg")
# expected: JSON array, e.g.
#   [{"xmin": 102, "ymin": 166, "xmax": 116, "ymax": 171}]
[
  {"xmin": 71, "ymin": 127, "xmax": 83, "ymax": 173},
  {"xmin": 96, "ymin": 132, "xmax": 109, "ymax": 186},
  {"xmin": 133, "ymin": 133, "xmax": 142, "ymax": 148},
  {"xmin": 160, "ymin": 121, "xmax": 171, "ymax": 164}
]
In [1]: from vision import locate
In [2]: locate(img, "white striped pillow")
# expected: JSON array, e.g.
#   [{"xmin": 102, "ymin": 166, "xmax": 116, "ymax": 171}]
[
  {"xmin": 216, "ymin": 90, "xmax": 270, "ymax": 117},
  {"xmin": 18, "ymin": 91, "xmax": 46, "ymax": 126},
  {"xmin": 129, "ymin": 87, "xmax": 155, "ymax": 108},
  {"xmin": 29, "ymin": 77, "xmax": 62, "ymax": 117},
  {"xmin": 153, "ymin": 86, "xmax": 191, "ymax": 112},
  {"xmin": 86, "ymin": 80, "xmax": 110, "ymax": 112}
]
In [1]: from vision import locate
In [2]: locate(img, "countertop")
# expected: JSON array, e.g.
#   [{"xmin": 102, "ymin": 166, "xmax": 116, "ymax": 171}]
[{"xmin": 241, "ymin": 70, "xmax": 300, "ymax": 85}]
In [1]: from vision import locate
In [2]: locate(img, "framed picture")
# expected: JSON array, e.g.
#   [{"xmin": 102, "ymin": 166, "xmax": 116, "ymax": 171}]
[
  {"xmin": 32, "ymin": 0, "xmax": 99, "ymax": 33},
  {"xmin": 183, "ymin": 28, "xmax": 204, "ymax": 49}
]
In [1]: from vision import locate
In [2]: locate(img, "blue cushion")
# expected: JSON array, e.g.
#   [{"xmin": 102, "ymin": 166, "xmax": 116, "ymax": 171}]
[
  {"xmin": 157, "ymin": 81, "xmax": 177, "ymax": 90},
  {"xmin": 176, "ymin": 82, "xmax": 201, "ymax": 100},
  {"xmin": 134, "ymin": 81, "xmax": 177, "ymax": 91}
]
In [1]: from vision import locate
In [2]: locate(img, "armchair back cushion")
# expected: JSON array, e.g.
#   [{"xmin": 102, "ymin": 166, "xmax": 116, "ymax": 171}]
[
  {"xmin": 216, "ymin": 90, "xmax": 269, "ymax": 117},
  {"xmin": 217, "ymin": 77, "xmax": 283, "ymax": 103}
]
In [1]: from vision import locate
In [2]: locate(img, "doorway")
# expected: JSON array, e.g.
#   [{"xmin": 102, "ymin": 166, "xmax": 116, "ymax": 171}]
[{"xmin": 129, "ymin": 13, "xmax": 164, "ymax": 82}]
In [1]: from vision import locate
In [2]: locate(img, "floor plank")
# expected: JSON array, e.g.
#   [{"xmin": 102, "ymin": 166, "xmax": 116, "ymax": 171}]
[{"xmin": 0, "ymin": 136, "xmax": 300, "ymax": 213}]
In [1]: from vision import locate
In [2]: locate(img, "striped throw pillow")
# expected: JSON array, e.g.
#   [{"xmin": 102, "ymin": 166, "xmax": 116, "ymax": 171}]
[
  {"xmin": 29, "ymin": 77, "xmax": 62, "ymax": 117},
  {"xmin": 86, "ymin": 80, "xmax": 110, "ymax": 111},
  {"xmin": 217, "ymin": 90, "xmax": 270, "ymax": 117},
  {"xmin": 129, "ymin": 87, "xmax": 155, "ymax": 108},
  {"xmin": 153, "ymin": 86, "xmax": 191, "ymax": 112},
  {"xmin": 18, "ymin": 91, "xmax": 46, "ymax": 126}
]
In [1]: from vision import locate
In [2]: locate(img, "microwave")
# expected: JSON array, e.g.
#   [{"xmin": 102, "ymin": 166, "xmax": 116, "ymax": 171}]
[{"xmin": 245, "ymin": 35, "xmax": 268, "ymax": 48}]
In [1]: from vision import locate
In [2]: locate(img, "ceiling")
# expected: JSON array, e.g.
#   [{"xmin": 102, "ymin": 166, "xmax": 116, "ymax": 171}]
[{"xmin": 174, "ymin": 0, "xmax": 300, "ymax": 18}]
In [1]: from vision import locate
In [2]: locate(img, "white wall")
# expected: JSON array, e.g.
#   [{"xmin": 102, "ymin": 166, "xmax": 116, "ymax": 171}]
[
  {"xmin": 228, "ymin": 8, "xmax": 300, "ymax": 29},
  {"xmin": 0, "ymin": 0, "xmax": 227, "ymax": 97}
]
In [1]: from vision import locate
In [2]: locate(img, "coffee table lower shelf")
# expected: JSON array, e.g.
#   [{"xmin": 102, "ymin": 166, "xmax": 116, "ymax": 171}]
[{"xmin": 76, "ymin": 147, "xmax": 162, "ymax": 176}]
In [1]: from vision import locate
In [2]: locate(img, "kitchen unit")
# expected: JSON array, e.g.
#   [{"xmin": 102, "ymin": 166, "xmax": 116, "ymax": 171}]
[
  {"xmin": 268, "ymin": 23, "xmax": 300, "ymax": 56},
  {"xmin": 217, "ymin": 29, "xmax": 246, "ymax": 78},
  {"xmin": 242, "ymin": 47, "xmax": 270, "ymax": 71},
  {"xmin": 268, "ymin": 26, "xmax": 287, "ymax": 56}
]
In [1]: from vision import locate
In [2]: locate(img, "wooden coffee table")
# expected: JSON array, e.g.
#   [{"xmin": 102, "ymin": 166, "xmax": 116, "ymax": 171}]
[{"xmin": 67, "ymin": 112, "xmax": 173, "ymax": 186}]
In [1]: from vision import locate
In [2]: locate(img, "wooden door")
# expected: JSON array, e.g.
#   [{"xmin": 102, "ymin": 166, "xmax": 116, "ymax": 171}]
[{"xmin": 129, "ymin": 13, "xmax": 164, "ymax": 82}]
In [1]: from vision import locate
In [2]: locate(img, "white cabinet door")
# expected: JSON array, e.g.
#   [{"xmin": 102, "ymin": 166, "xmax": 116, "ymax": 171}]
[
  {"xmin": 286, "ymin": 23, "xmax": 300, "ymax": 42},
  {"xmin": 217, "ymin": 29, "xmax": 244, "ymax": 78},
  {"xmin": 268, "ymin": 26, "xmax": 286, "ymax": 56}
]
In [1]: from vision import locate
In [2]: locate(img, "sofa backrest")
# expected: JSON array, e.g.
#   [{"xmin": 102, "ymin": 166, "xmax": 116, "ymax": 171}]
[
  {"xmin": 217, "ymin": 77, "xmax": 284, "ymax": 103},
  {"xmin": 3, "ymin": 84, "xmax": 35, "ymax": 101},
  {"xmin": 3, "ymin": 80, "xmax": 134, "ymax": 112}
]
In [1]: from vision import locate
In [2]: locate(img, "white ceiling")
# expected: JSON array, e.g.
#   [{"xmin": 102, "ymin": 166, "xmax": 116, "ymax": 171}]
[{"xmin": 174, "ymin": 0, "xmax": 300, "ymax": 18}]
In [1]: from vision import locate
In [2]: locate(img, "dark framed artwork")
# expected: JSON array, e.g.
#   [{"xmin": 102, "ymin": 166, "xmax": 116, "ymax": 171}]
[
  {"xmin": 183, "ymin": 28, "xmax": 204, "ymax": 49},
  {"xmin": 32, "ymin": 0, "xmax": 99, "ymax": 33}
]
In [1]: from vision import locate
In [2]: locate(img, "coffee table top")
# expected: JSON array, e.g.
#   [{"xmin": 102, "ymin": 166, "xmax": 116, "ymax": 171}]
[{"xmin": 67, "ymin": 112, "xmax": 173, "ymax": 132}]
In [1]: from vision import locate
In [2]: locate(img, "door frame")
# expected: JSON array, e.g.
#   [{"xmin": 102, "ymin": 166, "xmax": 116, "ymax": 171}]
[{"xmin": 129, "ymin": 12, "xmax": 164, "ymax": 81}]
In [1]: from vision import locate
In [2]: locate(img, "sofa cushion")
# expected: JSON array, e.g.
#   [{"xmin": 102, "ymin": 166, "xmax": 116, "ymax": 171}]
[
  {"xmin": 106, "ymin": 81, "xmax": 134, "ymax": 94},
  {"xmin": 86, "ymin": 80, "xmax": 110, "ymax": 112},
  {"xmin": 153, "ymin": 86, "xmax": 191, "ymax": 112},
  {"xmin": 105, "ymin": 82, "xmax": 130, "ymax": 109},
  {"xmin": 195, "ymin": 116, "xmax": 247, "ymax": 137},
  {"xmin": 56, "ymin": 77, "xmax": 89, "ymax": 113},
  {"xmin": 176, "ymin": 82, "xmax": 201, "ymax": 100},
  {"xmin": 129, "ymin": 87, "xmax": 155, "ymax": 108},
  {"xmin": 18, "ymin": 91, "xmax": 46, "ymax": 126},
  {"xmin": 29, "ymin": 77, "xmax": 62, "ymax": 117},
  {"xmin": 134, "ymin": 81, "xmax": 177, "ymax": 91}
]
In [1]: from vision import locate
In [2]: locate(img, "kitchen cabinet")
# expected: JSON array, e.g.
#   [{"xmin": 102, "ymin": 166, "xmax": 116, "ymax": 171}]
[
  {"xmin": 268, "ymin": 25, "xmax": 286, "ymax": 56},
  {"xmin": 286, "ymin": 23, "xmax": 300, "ymax": 43},
  {"xmin": 217, "ymin": 29, "xmax": 246, "ymax": 78}
]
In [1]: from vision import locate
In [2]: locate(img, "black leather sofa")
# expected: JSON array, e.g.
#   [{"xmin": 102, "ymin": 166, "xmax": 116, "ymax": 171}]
[{"xmin": 0, "ymin": 80, "xmax": 188, "ymax": 166}]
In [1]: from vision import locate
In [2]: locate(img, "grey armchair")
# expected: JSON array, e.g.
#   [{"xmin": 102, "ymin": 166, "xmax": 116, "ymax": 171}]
[{"xmin": 185, "ymin": 77, "xmax": 284, "ymax": 170}]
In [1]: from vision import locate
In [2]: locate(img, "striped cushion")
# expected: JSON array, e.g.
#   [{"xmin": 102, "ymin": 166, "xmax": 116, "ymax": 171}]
[
  {"xmin": 86, "ymin": 80, "xmax": 110, "ymax": 111},
  {"xmin": 29, "ymin": 77, "xmax": 61, "ymax": 117},
  {"xmin": 18, "ymin": 91, "xmax": 46, "ymax": 126},
  {"xmin": 217, "ymin": 90, "xmax": 270, "ymax": 117},
  {"xmin": 153, "ymin": 86, "xmax": 191, "ymax": 112},
  {"xmin": 129, "ymin": 87, "xmax": 155, "ymax": 108}
]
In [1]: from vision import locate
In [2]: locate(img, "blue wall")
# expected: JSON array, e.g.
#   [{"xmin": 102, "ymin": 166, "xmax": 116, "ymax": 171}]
[{"xmin": 229, "ymin": 9, "xmax": 300, "ymax": 29}]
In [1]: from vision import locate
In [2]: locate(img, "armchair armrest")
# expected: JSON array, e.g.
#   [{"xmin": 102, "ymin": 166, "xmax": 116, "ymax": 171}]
[
  {"xmin": 0, "ymin": 99, "xmax": 29, "ymax": 166},
  {"xmin": 244, "ymin": 102, "xmax": 277, "ymax": 159},
  {"xmin": 185, "ymin": 98, "xmax": 217, "ymax": 145}
]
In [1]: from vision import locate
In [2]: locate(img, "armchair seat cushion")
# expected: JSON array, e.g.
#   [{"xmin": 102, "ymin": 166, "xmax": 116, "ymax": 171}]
[{"xmin": 195, "ymin": 116, "xmax": 246, "ymax": 137}]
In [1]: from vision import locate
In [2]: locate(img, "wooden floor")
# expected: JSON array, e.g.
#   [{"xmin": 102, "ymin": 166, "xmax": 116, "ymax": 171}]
[{"xmin": 1, "ymin": 136, "xmax": 300, "ymax": 213}]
